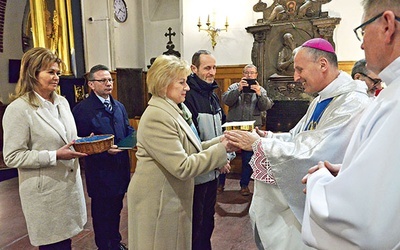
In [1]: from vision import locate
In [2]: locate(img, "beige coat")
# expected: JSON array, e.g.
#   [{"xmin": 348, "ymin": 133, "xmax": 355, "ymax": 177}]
[
  {"xmin": 2, "ymin": 93, "xmax": 87, "ymax": 246},
  {"xmin": 128, "ymin": 96, "xmax": 227, "ymax": 249}
]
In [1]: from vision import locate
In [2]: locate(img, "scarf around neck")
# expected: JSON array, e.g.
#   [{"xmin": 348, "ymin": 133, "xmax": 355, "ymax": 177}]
[{"xmin": 178, "ymin": 103, "xmax": 193, "ymax": 126}]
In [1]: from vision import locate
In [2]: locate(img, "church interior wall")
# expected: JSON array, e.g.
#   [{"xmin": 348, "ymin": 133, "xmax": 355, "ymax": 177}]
[
  {"xmin": 324, "ymin": 0, "xmax": 364, "ymax": 61},
  {"xmin": 142, "ymin": 0, "xmax": 180, "ymax": 68},
  {"xmin": 182, "ymin": 0, "xmax": 259, "ymax": 65},
  {"xmin": 81, "ymin": 0, "xmax": 114, "ymax": 69},
  {"xmin": 0, "ymin": 0, "xmax": 365, "ymax": 104},
  {"xmin": 0, "ymin": 0, "xmax": 25, "ymax": 104}
]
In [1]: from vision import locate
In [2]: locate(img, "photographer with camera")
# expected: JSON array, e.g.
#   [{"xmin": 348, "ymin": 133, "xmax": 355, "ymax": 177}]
[{"xmin": 217, "ymin": 64, "xmax": 273, "ymax": 196}]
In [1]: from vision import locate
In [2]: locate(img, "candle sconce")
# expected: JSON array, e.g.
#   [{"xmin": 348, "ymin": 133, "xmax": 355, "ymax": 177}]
[{"xmin": 197, "ymin": 15, "xmax": 228, "ymax": 50}]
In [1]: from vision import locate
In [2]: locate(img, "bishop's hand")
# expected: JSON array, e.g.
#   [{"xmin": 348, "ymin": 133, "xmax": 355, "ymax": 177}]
[{"xmin": 224, "ymin": 130, "xmax": 259, "ymax": 151}]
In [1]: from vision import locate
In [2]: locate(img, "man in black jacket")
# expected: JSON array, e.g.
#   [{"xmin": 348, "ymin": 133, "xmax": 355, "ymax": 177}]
[{"xmin": 184, "ymin": 50, "xmax": 232, "ymax": 250}]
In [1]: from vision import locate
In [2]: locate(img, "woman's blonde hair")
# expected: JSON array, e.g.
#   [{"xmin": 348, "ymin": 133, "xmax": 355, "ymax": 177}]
[
  {"xmin": 9, "ymin": 47, "xmax": 63, "ymax": 104},
  {"xmin": 147, "ymin": 55, "xmax": 191, "ymax": 97}
]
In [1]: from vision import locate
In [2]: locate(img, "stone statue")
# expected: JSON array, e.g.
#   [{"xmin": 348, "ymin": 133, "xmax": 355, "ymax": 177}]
[
  {"xmin": 298, "ymin": 0, "xmax": 332, "ymax": 18},
  {"xmin": 267, "ymin": 0, "xmax": 286, "ymax": 22},
  {"xmin": 252, "ymin": 0, "xmax": 332, "ymax": 23},
  {"xmin": 253, "ymin": 0, "xmax": 268, "ymax": 13},
  {"xmin": 277, "ymin": 33, "xmax": 296, "ymax": 76},
  {"xmin": 252, "ymin": 0, "xmax": 288, "ymax": 23},
  {"xmin": 248, "ymin": 0, "xmax": 340, "ymax": 101}
]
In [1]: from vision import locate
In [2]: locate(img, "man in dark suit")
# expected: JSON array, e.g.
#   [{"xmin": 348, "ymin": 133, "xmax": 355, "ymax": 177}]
[{"xmin": 73, "ymin": 64, "xmax": 133, "ymax": 250}]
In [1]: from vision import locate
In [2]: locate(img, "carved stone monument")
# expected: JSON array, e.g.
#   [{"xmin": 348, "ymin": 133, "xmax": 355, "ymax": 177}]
[
  {"xmin": 246, "ymin": 0, "xmax": 340, "ymax": 131},
  {"xmin": 248, "ymin": 0, "xmax": 339, "ymax": 99}
]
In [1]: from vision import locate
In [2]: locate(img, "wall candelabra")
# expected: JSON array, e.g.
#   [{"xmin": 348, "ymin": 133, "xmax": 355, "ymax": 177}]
[{"xmin": 197, "ymin": 15, "xmax": 228, "ymax": 49}]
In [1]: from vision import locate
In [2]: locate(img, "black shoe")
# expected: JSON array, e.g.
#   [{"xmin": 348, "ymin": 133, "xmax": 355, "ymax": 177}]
[
  {"xmin": 217, "ymin": 185, "xmax": 224, "ymax": 194},
  {"xmin": 119, "ymin": 243, "xmax": 128, "ymax": 250},
  {"xmin": 240, "ymin": 186, "xmax": 251, "ymax": 196}
]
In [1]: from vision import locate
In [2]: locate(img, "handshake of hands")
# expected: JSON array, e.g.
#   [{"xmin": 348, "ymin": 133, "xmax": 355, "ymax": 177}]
[
  {"xmin": 218, "ymin": 126, "xmax": 266, "ymax": 174},
  {"xmin": 219, "ymin": 126, "xmax": 343, "ymax": 194},
  {"xmin": 220, "ymin": 126, "xmax": 266, "ymax": 152}
]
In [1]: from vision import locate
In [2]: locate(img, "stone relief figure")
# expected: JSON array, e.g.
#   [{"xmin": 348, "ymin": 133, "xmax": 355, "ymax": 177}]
[
  {"xmin": 253, "ymin": 0, "xmax": 268, "ymax": 13},
  {"xmin": 298, "ymin": 0, "xmax": 332, "ymax": 18},
  {"xmin": 252, "ymin": 0, "xmax": 332, "ymax": 23},
  {"xmin": 253, "ymin": 0, "xmax": 283, "ymax": 23},
  {"xmin": 277, "ymin": 33, "xmax": 296, "ymax": 76},
  {"xmin": 267, "ymin": 0, "xmax": 287, "ymax": 22},
  {"xmin": 286, "ymin": 1, "xmax": 298, "ymax": 18},
  {"xmin": 251, "ymin": 32, "xmax": 265, "ymax": 68},
  {"xmin": 249, "ymin": 0, "xmax": 339, "ymax": 101}
]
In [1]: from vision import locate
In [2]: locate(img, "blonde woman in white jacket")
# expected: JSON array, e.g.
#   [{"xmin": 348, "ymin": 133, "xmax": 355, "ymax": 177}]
[{"xmin": 3, "ymin": 47, "xmax": 87, "ymax": 248}]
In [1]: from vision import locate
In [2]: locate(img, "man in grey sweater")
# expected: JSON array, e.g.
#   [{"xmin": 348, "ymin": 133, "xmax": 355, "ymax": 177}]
[{"xmin": 218, "ymin": 64, "xmax": 273, "ymax": 196}]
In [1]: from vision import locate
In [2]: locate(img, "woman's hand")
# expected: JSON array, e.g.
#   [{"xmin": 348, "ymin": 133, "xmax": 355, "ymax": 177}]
[
  {"xmin": 57, "ymin": 141, "xmax": 87, "ymax": 160},
  {"xmin": 220, "ymin": 135, "xmax": 240, "ymax": 152},
  {"xmin": 219, "ymin": 160, "xmax": 231, "ymax": 174}
]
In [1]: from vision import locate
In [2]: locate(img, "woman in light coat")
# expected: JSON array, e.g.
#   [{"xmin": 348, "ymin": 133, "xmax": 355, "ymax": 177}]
[
  {"xmin": 127, "ymin": 55, "xmax": 235, "ymax": 249},
  {"xmin": 2, "ymin": 47, "xmax": 87, "ymax": 248}
]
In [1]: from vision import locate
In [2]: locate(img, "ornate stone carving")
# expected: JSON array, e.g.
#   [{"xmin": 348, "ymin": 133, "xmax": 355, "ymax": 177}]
[
  {"xmin": 267, "ymin": 74, "xmax": 316, "ymax": 101},
  {"xmin": 312, "ymin": 18, "xmax": 340, "ymax": 47},
  {"xmin": 246, "ymin": 2, "xmax": 340, "ymax": 101},
  {"xmin": 246, "ymin": 21, "xmax": 315, "ymax": 86},
  {"xmin": 253, "ymin": 0, "xmax": 332, "ymax": 24}
]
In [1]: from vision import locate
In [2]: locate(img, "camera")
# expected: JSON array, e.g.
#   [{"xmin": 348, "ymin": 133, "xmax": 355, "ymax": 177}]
[{"xmin": 242, "ymin": 79, "xmax": 256, "ymax": 93}]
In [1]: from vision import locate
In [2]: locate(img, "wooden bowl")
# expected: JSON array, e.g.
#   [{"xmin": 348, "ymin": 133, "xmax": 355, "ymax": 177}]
[{"xmin": 74, "ymin": 134, "xmax": 114, "ymax": 155}]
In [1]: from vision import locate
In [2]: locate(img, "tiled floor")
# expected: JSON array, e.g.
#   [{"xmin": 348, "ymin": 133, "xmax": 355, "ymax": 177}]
[{"xmin": 0, "ymin": 171, "xmax": 257, "ymax": 249}]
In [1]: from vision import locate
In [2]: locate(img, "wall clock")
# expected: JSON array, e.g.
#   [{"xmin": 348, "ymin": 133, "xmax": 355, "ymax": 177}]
[{"xmin": 114, "ymin": 0, "xmax": 128, "ymax": 23}]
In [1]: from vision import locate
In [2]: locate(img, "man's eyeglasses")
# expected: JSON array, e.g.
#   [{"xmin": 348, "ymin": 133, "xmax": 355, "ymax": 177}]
[
  {"xmin": 358, "ymin": 72, "xmax": 382, "ymax": 85},
  {"xmin": 243, "ymin": 71, "xmax": 257, "ymax": 75},
  {"xmin": 354, "ymin": 12, "xmax": 400, "ymax": 42},
  {"xmin": 89, "ymin": 79, "xmax": 114, "ymax": 84}
]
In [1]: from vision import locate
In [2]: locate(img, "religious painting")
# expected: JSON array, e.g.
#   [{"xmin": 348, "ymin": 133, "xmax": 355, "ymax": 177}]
[
  {"xmin": 74, "ymin": 84, "xmax": 85, "ymax": 103},
  {"xmin": 22, "ymin": 0, "xmax": 75, "ymax": 76},
  {"xmin": 55, "ymin": 85, "xmax": 61, "ymax": 95}
]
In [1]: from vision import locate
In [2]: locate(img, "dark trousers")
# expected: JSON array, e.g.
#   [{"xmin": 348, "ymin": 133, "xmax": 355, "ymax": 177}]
[
  {"xmin": 218, "ymin": 150, "xmax": 254, "ymax": 187},
  {"xmin": 39, "ymin": 239, "xmax": 71, "ymax": 250},
  {"xmin": 192, "ymin": 178, "xmax": 218, "ymax": 250},
  {"xmin": 91, "ymin": 194, "xmax": 124, "ymax": 250},
  {"xmin": 240, "ymin": 150, "xmax": 254, "ymax": 187}
]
